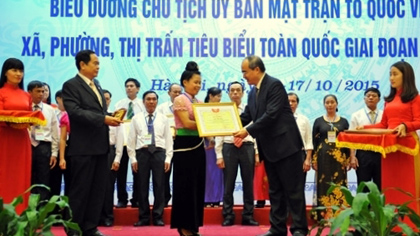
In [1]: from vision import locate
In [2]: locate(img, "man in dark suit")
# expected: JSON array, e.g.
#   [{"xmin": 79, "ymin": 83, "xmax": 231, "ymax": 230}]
[
  {"xmin": 62, "ymin": 50, "xmax": 122, "ymax": 236},
  {"xmin": 234, "ymin": 56, "xmax": 308, "ymax": 236}
]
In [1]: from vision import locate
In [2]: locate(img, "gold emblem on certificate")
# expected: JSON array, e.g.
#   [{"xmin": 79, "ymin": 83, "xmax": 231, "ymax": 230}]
[{"xmin": 192, "ymin": 102, "xmax": 243, "ymax": 137}]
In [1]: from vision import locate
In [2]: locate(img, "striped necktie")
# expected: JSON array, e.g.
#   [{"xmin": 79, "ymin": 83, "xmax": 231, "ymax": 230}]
[{"xmin": 127, "ymin": 101, "xmax": 134, "ymax": 119}]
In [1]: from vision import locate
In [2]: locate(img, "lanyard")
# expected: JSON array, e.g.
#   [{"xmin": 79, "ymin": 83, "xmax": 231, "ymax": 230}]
[
  {"xmin": 183, "ymin": 93, "xmax": 197, "ymax": 104},
  {"xmin": 365, "ymin": 110, "xmax": 378, "ymax": 124},
  {"xmin": 327, "ymin": 115, "xmax": 336, "ymax": 131}
]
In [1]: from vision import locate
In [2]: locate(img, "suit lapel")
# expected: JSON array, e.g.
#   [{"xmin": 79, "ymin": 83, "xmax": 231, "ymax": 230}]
[
  {"xmin": 256, "ymin": 75, "xmax": 269, "ymax": 116},
  {"xmin": 93, "ymin": 79, "xmax": 107, "ymax": 112},
  {"xmin": 76, "ymin": 75, "xmax": 103, "ymax": 108}
]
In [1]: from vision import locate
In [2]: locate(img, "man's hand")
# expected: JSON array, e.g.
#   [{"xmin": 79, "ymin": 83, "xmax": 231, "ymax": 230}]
[
  {"xmin": 233, "ymin": 128, "xmax": 249, "ymax": 139},
  {"xmin": 50, "ymin": 156, "xmax": 57, "ymax": 169},
  {"xmin": 255, "ymin": 154, "xmax": 261, "ymax": 167},
  {"xmin": 59, "ymin": 159, "xmax": 66, "ymax": 170},
  {"xmin": 349, "ymin": 156, "xmax": 359, "ymax": 170},
  {"xmin": 216, "ymin": 158, "xmax": 225, "ymax": 169},
  {"xmin": 131, "ymin": 162, "xmax": 138, "ymax": 173},
  {"xmin": 105, "ymin": 115, "xmax": 123, "ymax": 126},
  {"xmin": 164, "ymin": 163, "xmax": 170, "ymax": 173},
  {"xmin": 303, "ymin": 159, "xmax": 311, "ymax": 172},
  {"xmin": 111, "ymin": 162, "xmax": 120, "ymax": 171}
]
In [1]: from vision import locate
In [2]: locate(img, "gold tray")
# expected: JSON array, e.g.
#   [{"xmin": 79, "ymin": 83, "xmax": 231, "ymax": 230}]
[{"xmin": 344, "ymin": 129, "xmax": 396, "ymax": 135}]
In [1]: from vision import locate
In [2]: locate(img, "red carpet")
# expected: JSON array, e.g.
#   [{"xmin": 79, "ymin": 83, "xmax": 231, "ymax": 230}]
[
  {"xmin": 113, "ymin": 205, "xmax": 315, "ymax": 226},
  {"xmin": 51, "ymin": 225, "xmax": 330, "ymax": 236},
  {"xmin": 50, "ymin": 206, "xmax": 324, "ymax": 235}
]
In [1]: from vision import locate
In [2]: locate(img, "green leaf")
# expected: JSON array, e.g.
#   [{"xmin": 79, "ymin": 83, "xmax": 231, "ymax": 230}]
[
  {"xmin": 25, "ymin": 211, "xmax": 39, "ymax": 230},
  {"xmin": 329, "ymin": 208, "xmax": 353, "ymax": 235},
  {"xmin": 351, "ymin": 193, "xmax": 369, "ymax": 216},
  {"xmin": 396, "ymin": 221, "xmax": 415, "ymax": 236},
  {"xmin": 339, "ymin": 214, "xmax": 350, "ymax": 235},
  {"xmin": 28, "ymin": 194, "xmax": 40, "ymax": 211},
  {"xmin": 10, "ymin": 196, "xmax": 23, "ymax": 207}
]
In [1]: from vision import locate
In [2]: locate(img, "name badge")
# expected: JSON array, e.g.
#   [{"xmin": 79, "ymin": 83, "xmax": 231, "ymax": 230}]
[
  {"xmin": 143, "ymin": 134, "xmax": 152, "ymax": 145},
  {"xmin": 35, "ymin": 127, "xmax": 45, "ymax": 141},
  {"xmin": 327, "ymin": 131, "xmax": 336, "ymax": 143}
]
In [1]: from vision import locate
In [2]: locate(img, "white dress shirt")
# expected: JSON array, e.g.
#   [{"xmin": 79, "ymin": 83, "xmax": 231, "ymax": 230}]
[
  {"xmin": 113, "ymin": 97, "xmax": 145, "ymax": 161},
  {"xmin": 215, "ymin": 103, "xmax": 258, "ymax": 159},
  {"xmin": 156, "ymin": 100, "xmax": 175, "ymax": 127},
  {"xmin": 29, "ymin": 102, "xmax": 59, "ymax": 157},
  {"xmin": 350, "ymin": 106, "xmax": 383, "ymax": 129},
  {"xmin": 109, "ymin": 126, "xmax": 116, "ymax": 146},
  {"xmin": 114, "ymin": 97, "xmax": 145, "ymax": 120},
  {"xmin": 294, "ymin": 112, "xmax": 313, "ymax": 151},
  {"xmin": 125, "ymin": 112, "xmax": 173, "ymax": 164}
]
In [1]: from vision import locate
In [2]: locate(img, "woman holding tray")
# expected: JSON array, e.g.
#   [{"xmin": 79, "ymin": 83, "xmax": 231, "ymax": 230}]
[
  {"xmin": 361, "ymin": 61, "xmax": 420, "ymax": 216},
  {"xmin": 0, "ymin": 58, "xmax": 34, "ymax": 213}
]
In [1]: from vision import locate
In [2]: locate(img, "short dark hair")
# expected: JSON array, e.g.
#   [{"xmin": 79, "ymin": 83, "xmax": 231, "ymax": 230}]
[
  {"xmin": 287, "ymin": 92, "xmax": 300, "ymax": 104},
  {"xmin": 204, "ymin": 87, "xmax": 222, "ymax": 103},
  {"xmin": 102, "ymin": 89, "xmax": 112, "ymax": 97},
  {"xmin": 0, "ymin": 58, "xmax": 24, "ymax": 89},
  {"xmin": 55, "ymin": 90, "xmax": 63, "ymax": 99},
  {"xmin": 75, "ymin": 50, "xmax": 95, "ymax": 71},
  {"xmin": 244, "ymin": 55, "xmax": 266, "ymax": 73},
  {"xmin": 142, "ymin": 90, "xmax": 158, "ymax": 100},
  {"xmin": 228, "ymin": 81, "xmax": 244, "ymax": 92},
  {"xmin": 27, "ymin": 80, "xmax": 44, "ymax": 92},
  {"xmin": 180, "ymin": 61, "xmax": 201, "ymax": 87},
  {"xmin": 125, "ymin": 78, "xmax": 140, "ymax": 88},
  {"xmin": 385, "ymin": 61, "xmax": 418, "ymax": 103},
  {"xmin": 364, "ymin": 87, "xmax": 381, "ymax": 98}
]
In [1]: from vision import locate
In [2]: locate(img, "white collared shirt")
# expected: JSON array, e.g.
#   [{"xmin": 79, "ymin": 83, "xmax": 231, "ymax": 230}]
[
  {"xmin": 124, "ymin": 112, "xmax": 173, "ymax": 164},
  {"xmin": 156, "ymin": 100, "xmax": 175, "ymax": 127},
  {"xmin": 349, "ymin": 106, "xmax": 383, "ymax": 129},
  {"xmin": 29, "ymin": 102, "xmax": 59, "ymax": 157},
  {"xmin": 255, "ymin": 73, "xmax": 266, "ymax": 90},
  {"xmin": 294, "ymin": 112, "xmax": 313, "ymax": 151},
  {"xmin": 78, "ymin": 73, "xmax": 93, "ymax": 86},
  {"xmin": 109, "ymin": 126, "xmax": 117, "ymax": 146},
  {"xmin": 215, "ymin": 103, "xmax": 258, "ymax": 159},
  {"xmin": 113, "ymin": 97, "xmax": 145, "ymax": 160},
  {"xmin": 114, "ymin": 97, "xmax": 145, "ymax": 120}
]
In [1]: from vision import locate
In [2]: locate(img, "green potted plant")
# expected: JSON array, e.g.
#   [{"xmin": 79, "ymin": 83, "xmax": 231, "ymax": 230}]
[
  {"xmin": 0, "ymin": 185, "xmax": 81, "ymax": 236},
  {"xmin": 310, "ymin": 181, "xmax": 420, "ymax": 236}
]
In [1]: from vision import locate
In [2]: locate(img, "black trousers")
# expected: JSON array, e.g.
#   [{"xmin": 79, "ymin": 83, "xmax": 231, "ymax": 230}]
[
  {"xmin": 49, "ymin": 149, "xmax": 71, "ymax": 197},
  {"xmin": 117, "ymin": 146, "xmax": 137, "ymax": 204},
  {"xmin": 355, "ymin": 150, "xmax": 381, "ymax": 191},
  {"xmin": 264, "ymin": 151, "xmax": 308, "ymax": 236},
  {"xmin": 31, "ymin": 141, "xmax": 52, "ymax": 201},
  {"xmin": 170, "ymin": 136, "xmax": 206, "ymax": 232},
  {"xmin": 101, "ymin": 145, "xmax": 117, "ymax": 223},
  {"xmin": 135, "ymin": 148, "xmax": 166, "ymax": 221},
  {"xmin": 68, "ymin": 154, "xmax": 107, "ymax": 234},
  {"xmin": 164, "ymin": 160, "xmax": 173, "ymax": 205},
  {"xmin": 222, "ymin": 142, "xmax": 255, "ymax": 220}
]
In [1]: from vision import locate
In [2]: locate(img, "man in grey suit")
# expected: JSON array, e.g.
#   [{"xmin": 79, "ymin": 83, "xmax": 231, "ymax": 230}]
[
  {"xmin": 234, "ymin": 55, "xmax": 308, "ymax": 236},
  {"xmin": 62, "ymin": 50, "xmax": 122, "ymax": 236}
]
